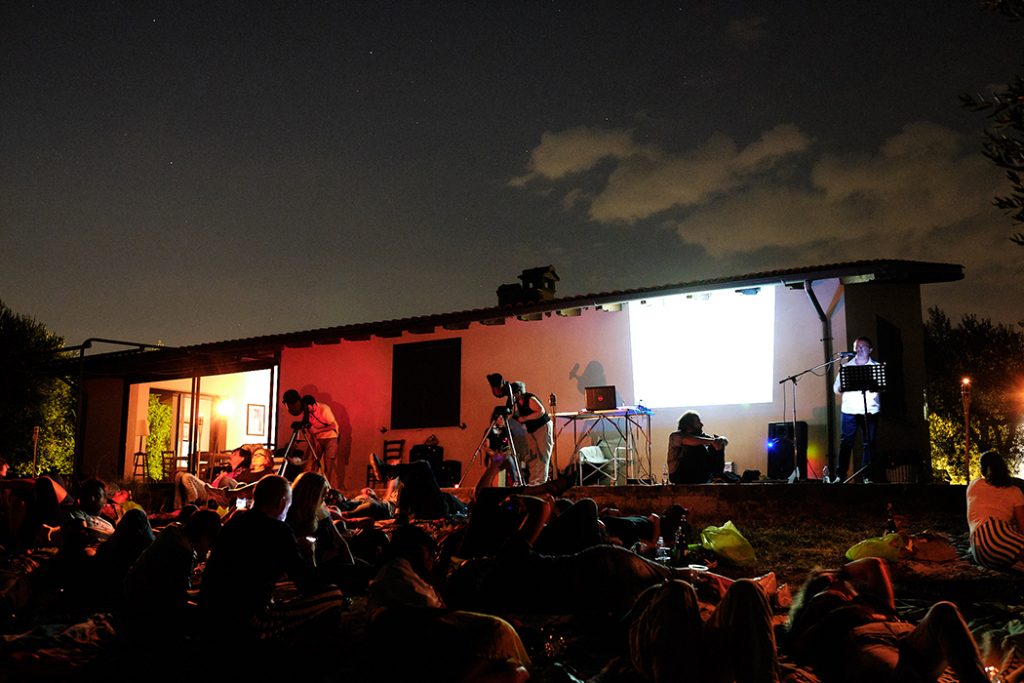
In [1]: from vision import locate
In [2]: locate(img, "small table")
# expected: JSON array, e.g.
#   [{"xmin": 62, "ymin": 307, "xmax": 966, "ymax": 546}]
[{"xmin": 554, "ymin": 407, "xmax": 654, "ymax": 485}]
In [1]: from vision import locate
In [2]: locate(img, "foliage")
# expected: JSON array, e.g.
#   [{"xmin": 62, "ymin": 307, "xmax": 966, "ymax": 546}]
[
  {"xmin": 962, "ymin": 0, "xmax": 1024, "ymax": 247},
  {"xmin": 145, "ymin": 394, "xmax": 172, "ymax": 481},
  {"xmin": 0, "ymin": 301, "xmax": 75, "ymax": 476},
  {"xmin": 929, "ymin": 412, "xmax": 983, "ymax": 484},
  {"xmin": 924, "ymin": 307, "xmax": 1024, "ymax": 478}
]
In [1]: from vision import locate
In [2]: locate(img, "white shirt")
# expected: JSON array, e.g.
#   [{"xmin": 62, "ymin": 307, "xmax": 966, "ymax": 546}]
[
  {"xmin": 966, "ymin": 477, "xmax": 1024, "ymax": 534},
  {"xmin": 833, "ymin": 359, "xmax": 881, "ymax": 414}
]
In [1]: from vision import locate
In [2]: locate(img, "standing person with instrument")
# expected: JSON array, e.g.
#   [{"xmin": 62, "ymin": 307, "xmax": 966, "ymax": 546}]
[{"xmin": 511, "ymin": 381, "xmax": 554, "ymax": 485}]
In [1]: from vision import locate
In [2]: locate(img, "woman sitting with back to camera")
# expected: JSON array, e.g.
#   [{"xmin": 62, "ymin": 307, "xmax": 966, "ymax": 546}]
[{"xmin": 966, "ymin": 450, "xmax": 1024, "ymax": 572}]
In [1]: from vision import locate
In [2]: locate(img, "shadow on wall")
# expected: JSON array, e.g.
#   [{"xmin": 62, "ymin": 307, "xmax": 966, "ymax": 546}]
[{"xmin": 569, "ymin": 361, "xmax": 607, "ymax": 397}]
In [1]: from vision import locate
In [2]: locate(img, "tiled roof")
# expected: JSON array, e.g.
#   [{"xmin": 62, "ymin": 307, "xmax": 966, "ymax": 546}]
[{"xmin": 46, "ymin": 259, "xmax": 962, "ymax": 378}]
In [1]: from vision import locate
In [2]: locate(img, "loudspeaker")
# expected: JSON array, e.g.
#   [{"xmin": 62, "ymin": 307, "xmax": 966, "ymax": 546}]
[
  {"xmin": 410, "ymin": 444, "xmax": 444, "ymax": 473},
  {"xmin": 437, "ymin": 460, "xmax": 461, "ymax": 488},
  {"xmin": 766, "ymin": 421, "xmax": 808, "ymax": 479}
]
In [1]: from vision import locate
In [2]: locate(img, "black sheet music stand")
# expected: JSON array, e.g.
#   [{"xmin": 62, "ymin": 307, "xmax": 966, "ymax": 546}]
[{"xmin": 839, "ymin": 363, "xmax": 886, "ymax": 483}]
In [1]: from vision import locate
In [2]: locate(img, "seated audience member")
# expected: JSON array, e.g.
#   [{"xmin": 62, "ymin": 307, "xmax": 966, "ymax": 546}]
[
  {"xmin": 667, "ymin": 411, "xmax": 728, "ymax": 484},
  {"xmin": 55, "ymin": 478, "xmax": 116, "ymax": 610},
  {"xmin": 370, "ymin": 453, "xmax": 467, "ymax": 520},
  {"xmin": 616, "ymin": 577, "xmax": 779, "ymax": 683},
  {"xmin": 967, "ymin": 450, "xmax": 1024, "ymax": 572},
  {"xmin": 174, "ymin": 445, "xmax": 268, "ymax": 509},
  {"xmin": 121, "ymin": 509, "xmax": 221, "ymax": 643},
  {"xmin": 786, "ymin": 557, "xmax": 988, "ymax": 683},
  {"xmin": 100, "ymin": 483, "xmax": 143, "ymax": 524},
  {"xmin": 0, "ymin": 474, "xmax": 73, "ymax": 548},
  {"xmin": 367, "ymin": 524, "xmax": 530, "ymax": 683},
  {"xmin": 61, "ymin": 478, "xmax": 115, "ymax": 556},
  {"xmin": 199, "ymin": 475, "xmax": 344, "ymax": 644},
  {"xmin": 286, "ymin": 471, "xmax": 355, "ymax": 570},
  {"xmin": 340, "ymin": 485, "xmax": 397, "ymax": 522},
  {"xmin": 93, "ymin": 507, "xmax": 155, "ymax": 606}
]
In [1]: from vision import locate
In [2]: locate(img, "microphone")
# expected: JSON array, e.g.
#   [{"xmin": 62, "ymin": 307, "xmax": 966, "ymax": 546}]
[{"xmin": 837, "ymin": 351, "xmax": 856, "ymax": 359}]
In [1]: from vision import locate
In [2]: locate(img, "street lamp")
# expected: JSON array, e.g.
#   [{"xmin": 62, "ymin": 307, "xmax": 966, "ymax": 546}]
[{"xmin": 961, "ymin": 377, "xmax": 972, "ymax": 477}]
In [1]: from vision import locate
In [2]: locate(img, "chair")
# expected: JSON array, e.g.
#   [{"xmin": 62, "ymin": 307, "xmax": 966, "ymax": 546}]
[
  {"xmin": 132, "ymin": 451, "xmax": 148, "ymax": 481},
  {"xmin": 367, "ymin": 439, "xmax": 407, "ymax": 487},
  {"xmin": 161, "ymin": 449, "xmax": 189, "ymax": 482},
  {"xmin": 577, "ymin": 445, "xmax": 623, "ymax": 486},
  {"xmin": 383, "ymin": 439, "xmax": 405, "ymax": 466}
]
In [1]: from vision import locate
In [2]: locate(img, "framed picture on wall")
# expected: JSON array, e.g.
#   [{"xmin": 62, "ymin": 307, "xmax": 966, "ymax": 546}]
[{"xmin": 246, "ymin": 404, "xmax": 266, "ymax": 436}]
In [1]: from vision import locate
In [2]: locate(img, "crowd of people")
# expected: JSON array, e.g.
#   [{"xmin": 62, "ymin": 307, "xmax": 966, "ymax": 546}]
[{"xmin": 0, "ymin": 373, "xmax": 1016, "ymax": 681}]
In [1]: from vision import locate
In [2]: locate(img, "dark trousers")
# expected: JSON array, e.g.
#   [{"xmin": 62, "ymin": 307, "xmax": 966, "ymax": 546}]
[{"xmin": 837, "ymin": 412, "xmax": 878, "ymax": 480}]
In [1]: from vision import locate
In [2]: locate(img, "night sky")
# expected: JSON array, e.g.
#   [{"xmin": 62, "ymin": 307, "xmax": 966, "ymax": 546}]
[{"xmin": 2, "ymin": 1, "xmax": 1022, "ymax": 347}]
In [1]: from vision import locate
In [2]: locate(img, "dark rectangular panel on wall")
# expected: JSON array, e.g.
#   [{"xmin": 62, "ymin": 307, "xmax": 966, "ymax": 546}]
[
  {"xmin": 391, "ymin": 338, "xmax": 461, "ymax": 429},
  {"xmin": 876, "ymin": 316, "xmax": 905, "ymax": 419},
  {"xmin": 766, "ymin": 421, "xmax": 807, "ymax": 479}
]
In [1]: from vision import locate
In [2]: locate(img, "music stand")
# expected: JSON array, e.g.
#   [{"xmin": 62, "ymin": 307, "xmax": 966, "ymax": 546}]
[{"xmin": 839, "ymin": 363, "xmax": 886, "ymax": 483}]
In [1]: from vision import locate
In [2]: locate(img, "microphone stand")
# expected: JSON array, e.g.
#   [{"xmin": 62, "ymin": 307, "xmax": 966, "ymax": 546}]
[{"xmin": 778, "ymin": 353, "xmax": 848, "ymax": 481}]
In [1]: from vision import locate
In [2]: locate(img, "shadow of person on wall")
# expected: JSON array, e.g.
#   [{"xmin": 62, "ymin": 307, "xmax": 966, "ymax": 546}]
[{"xmin": 569, "ymin": 361, "xmax": 607, "ymax": 397}]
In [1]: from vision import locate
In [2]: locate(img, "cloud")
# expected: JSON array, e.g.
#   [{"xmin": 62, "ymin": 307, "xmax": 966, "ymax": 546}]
[
  {"xmin": 514, "ymin": 120, "xmax": 1021, "ymax": 323},
  {"xmin": 514, "ymin": 120, "xmax": 1003, "ymax": 259},
  {"xmin": 673, "ymin": 122, "xmax": 1003, "ymax": 259},
  {"xmin": 509, "ymin": 127, "xmax": 648, "ymax": 186},
  {"xmin": 513, "ymin": 124, "xmax": 811, "ymax": 222}
]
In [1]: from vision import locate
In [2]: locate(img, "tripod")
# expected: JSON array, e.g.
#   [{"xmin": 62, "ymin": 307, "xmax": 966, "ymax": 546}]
[
  {"xmin": 460, "ymin": 412, "xmax": 525, "ymax": 488},
  {"xmin": 277, "ymin": 419, "xmax": 324, "ymax": 479}
]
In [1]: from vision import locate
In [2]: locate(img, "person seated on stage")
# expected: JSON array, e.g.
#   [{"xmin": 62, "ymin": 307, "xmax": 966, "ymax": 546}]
[
  {"xmin": 786, "ymin": 557, "xmax": 988, "ymax": 683},
  {"xmin": 510, "ymin": 381, "xmax": 554, "ymax": 486},
  {"xmin": 966, "ymin": 450, "xmax": 1024, "ymax": 572},
  {"xmin": 199, "ymin": 475, "xmax": 344, "ymax": 645},
  {"xmin": 367, "ymin": 524, "xmax": 531, "ymax": 683},
  {"xmin": 666, "ymin": 411, "xmax": 728, "ymax": 484},
  {"xmin": 370, "ymin": 453, "xmax": 468, "ymax": 521}
]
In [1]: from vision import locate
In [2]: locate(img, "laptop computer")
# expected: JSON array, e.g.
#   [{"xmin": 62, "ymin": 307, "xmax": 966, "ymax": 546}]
[{"xmin": 585, "ymin": 385, "xmax": 617, "ymax": 411}]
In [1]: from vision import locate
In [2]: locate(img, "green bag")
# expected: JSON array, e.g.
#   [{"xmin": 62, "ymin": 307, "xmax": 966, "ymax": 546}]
[
  {"xmin": 700, "ymin": 520, "xmax": 756, "ymax": 566},
  {"xmin": 844, "ymin": 532, "xmax": 903, "ymax": 562}
]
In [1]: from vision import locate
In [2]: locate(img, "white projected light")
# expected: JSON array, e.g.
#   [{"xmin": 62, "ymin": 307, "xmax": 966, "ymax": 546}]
[{"xmin": 629, "ymin": 287, "xmax": 775, "ymax": 408}]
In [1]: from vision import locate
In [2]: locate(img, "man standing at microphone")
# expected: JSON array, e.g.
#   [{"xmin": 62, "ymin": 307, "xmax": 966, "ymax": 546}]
[{"xmin": 832, "ymin": 337, "xmax": 881, "ymax": 484}]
